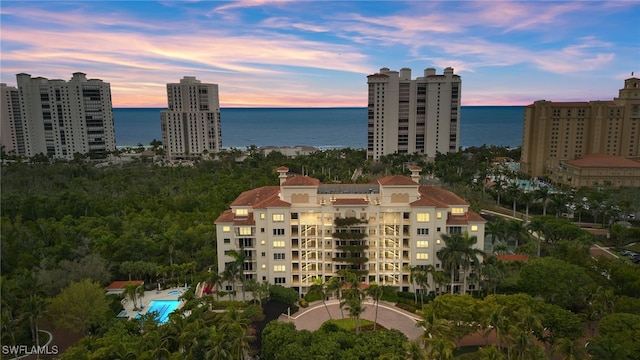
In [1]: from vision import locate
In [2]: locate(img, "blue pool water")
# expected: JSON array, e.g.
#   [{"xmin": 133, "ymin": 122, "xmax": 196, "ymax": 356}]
[
  {"xmin": 168, "ymin": 290, "xmax": 182, "ymax": 295},
  {"xmin": 145, "ymin": 300, "xmax": 180, "ymax": 324}
]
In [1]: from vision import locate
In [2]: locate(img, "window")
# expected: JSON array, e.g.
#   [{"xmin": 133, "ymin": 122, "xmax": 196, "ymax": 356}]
[
  {"xmin": 470, "ymin": 225, "xmax": 478, "ymax": 232},
  {"xmin": 273, "ymin": 228, "xmax": 285, "ymax": 236},
  {"xmin": 274, "ymin": 277, "xmax": 286, "ymax": 284},
  {"xmin": 436, "ymin": 239, "xmax": 441, "ymax": 245},
  {"xmin": 274, "ymin": 265, "xmax": 286, "ymax": 272},
  {"xmin": 260, "ymin": 213, "xmax": 265, "ymax": 220},
  {"xmin": 239, "ymin": 227, "xmax": 252, "ymax": 236},
  {"xmin": 436, "ymin": 212, "xmax": 442, "ymax": 219},
  {"xmin": 436, "ymin": 227, "xmax": 441, "ymax": 232},
  {"xmin": 417, "ymin": 228, "xmax": 429, "ymax": 235},
  {"xmin": 416, "ymin": 213, "xmax": 430, "ymax": 222},
  {"xmin": 273, "ymin": 253, "xmax": 286, "ymax": 260},
  {"xmin": 417, "ymin": 241, "xmax": 429, "ymax": 248},
  {"xmin": 236, "ymin": 209, "xmax": 248, "ymax": 216},
  {"xmin": 272, "ymin": 214, "xmax": 285, "ymax": 222},
  {"xmin": 261, "ymin": 264, "xmax": 266, "ymax": 269},
  {"xmin": 222, "ymin": 226, "xmax": 230, "ymax": 232},
  {"xmin": 451, "ymin": 208, "xmax": 464, "ymax": 215},
  {"xmin": 261, "ymin": 252, "xmax": 266, "ymax": 257},
  {"xmin": 416, "ymin": 253, "xmax": 429, "ymax": 260},
  {"xmin": 273, "ymin": 241, "xmax": 285, "ymax": 247},
  {"xmin": 261, "ymin": 240, "xmax": 266, "ymax": 245},
  {"xmin": 223, "ymin": 238, "xmax": 230, "ymax": 244}
]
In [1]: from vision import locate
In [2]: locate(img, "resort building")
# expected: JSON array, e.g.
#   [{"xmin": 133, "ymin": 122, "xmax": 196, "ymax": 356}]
[
  {"xmin": 521, "ymin": 77, "xmax": 640, "ymax": 179},
  {"xmin": 548, "ymin": 153, "xmax": 640, "ymax": 188},
  {"xmin": 215, "ymin": 166, "xmax": 485, "ymax": 298},
  {"xmin": 367, "ymin": 67, "xmax": 461, "ymax": 161},
  {"xmin": 0, "ymin": 73, "xmax": 116, "ymax": 159},
  {"xmin": 160, "ymin": 76, "xmax": 222, "ymax": 160}
]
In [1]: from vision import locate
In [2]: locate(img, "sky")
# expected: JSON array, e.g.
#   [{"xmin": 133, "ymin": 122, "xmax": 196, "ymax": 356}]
[{"xmin": 1, "ymin": 1, "xmax": 639, "ymax": 108}]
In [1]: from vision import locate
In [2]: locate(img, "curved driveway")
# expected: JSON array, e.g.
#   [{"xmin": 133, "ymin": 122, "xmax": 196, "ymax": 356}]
[{"xmin": 279, "ymin": 300, "xmax": 424, "ymax": 340}]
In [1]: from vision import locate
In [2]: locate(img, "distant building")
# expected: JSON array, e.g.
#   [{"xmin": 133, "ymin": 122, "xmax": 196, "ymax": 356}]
[
  {"xmin": 521, "ymin": 77, "xmax": 640, "ymax": 179},
  {"xmin": 1, "ymin": 73, "xmax": 116, "ymax": 159},
  {"xmin": 366, "ymin": 67, "xmax": 461, "ymax": 161},
  {"xmin": 549, "ymin": 153, "xmax": 640, "ymax": 188},
  {"xmin": 160, "ymin": 76, "xmax": 222, "ymax": 160},
  {"xmin": 215, "ymin": 166, "xmax": 485, "ymax": 297}
]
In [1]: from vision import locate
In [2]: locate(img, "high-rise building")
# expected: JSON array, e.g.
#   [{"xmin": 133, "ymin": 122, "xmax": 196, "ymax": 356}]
[
  {"xmin": 521, "ymin": 77, "xmax": 640, "ymax": 178},
  {"xmin": 160, "ymin": 76, "xmax": 222, "ymax": 160},
  {"xmin": 0, "ymin": 73, "xmax": 116, "ymax": 159},
  {"xmin": 215, "ymin": 166, "xmax": 485, "ymax": 297},
  {"xmin": 367, "ymin": 67, "xmax": 461, "ymax": 161}
]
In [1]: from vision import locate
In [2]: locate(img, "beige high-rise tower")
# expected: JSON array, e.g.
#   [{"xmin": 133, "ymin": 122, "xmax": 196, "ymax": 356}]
[
  {"xmin": 160, "ymin": 76, "xmax": 222, "ymax": 160},
  {"xmin": 521, "ymin": 77, "xmax": 640, "ymax": 178},
  {"xmin": 0, "ymin": 73, "xmax": 115, "ymax": 159},
  {"xmin": 367, "ymin": 67, "xmax": 461, "ymax": 161}
]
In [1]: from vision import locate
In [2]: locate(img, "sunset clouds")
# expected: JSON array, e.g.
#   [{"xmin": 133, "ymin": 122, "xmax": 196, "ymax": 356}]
[{"xmin": 1, "ymin": 1, "xmax": 637, "ymax": 107}]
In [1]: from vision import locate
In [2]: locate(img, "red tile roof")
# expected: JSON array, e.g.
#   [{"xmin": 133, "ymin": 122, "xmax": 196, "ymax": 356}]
[
  {"xmin": 231, "ymin": 186, "xmax": 281, "ymax": 207},
  {"xmin": 565, "ymin": 153, "xmax": 640, "ymax": 168},
  {"xmin": 419, "ymin": 186, "xmax": 468, "ymax": 206},
  {"xmin": 282, "ymin": 176, "xmax": 321, "ymax": 186},
  {"xmin": 496, "ymin": 254, "xmax": 529, "ymax": 262},
  {"xmin": 376, "ymin": 175, "xmax": 418, "ymax": 186},
  {"xmin": 333, "ymin": 198, "xmax": 368, "ymax": 205},
  {"xmin": 106, "ymin": 280, "xmax": 144, "ymax": 290}
]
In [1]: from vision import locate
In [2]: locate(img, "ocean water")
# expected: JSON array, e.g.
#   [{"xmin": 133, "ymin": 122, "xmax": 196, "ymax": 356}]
[{"xmin": 113, "ymin": 106, "xmax": 524, "ymax": 149}]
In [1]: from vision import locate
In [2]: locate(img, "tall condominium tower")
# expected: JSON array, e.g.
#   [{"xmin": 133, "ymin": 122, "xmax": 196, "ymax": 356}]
[
  {"xmin": 160, "ymin": 76, "xmax": 222, "ymax": 160},
  {"xmin": 521, "ymin": 77, "xmax": 640, "ymax": 178},
  {"xmin": 0, "ymin": 73, "xmax": 115, "ymax": 159},
  {"xmin": 367, "ymin": 67, "xmax": 461, "ymax": 161}
]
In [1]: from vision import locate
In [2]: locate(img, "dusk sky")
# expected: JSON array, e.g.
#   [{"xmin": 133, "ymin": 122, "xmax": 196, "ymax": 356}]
[{"xmin": 1, "ymin": 1, "xmax": 638, "ymax": 108}]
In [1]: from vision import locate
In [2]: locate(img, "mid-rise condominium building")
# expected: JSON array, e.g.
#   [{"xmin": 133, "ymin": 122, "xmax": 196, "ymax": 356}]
[
  {"xmin": 160, "ymin": 76, "xmax": 222, "ymax": 160},
  {"xmin": 521, "ymin": 77, "xmax": 640, "ymax": 179},
  {"xmin": 367, "ymin": 67, "xmax": 461, "ymax": 161},
  {"xmin": 0, "ymin": 73, "xmax": 116, "ymax": 159},
  {"xmin": 215, "ymin": 166, "xmax": 485, "ymax": 298}
]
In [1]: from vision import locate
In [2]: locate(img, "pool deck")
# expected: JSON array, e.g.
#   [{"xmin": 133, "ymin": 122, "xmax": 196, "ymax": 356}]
[{"xmin": 120, "ymin": 286, "xmax": 187, "ymax": 320}]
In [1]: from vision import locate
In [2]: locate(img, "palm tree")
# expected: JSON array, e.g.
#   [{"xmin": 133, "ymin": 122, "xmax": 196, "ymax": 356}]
[
  {"xmin": 505, "ymin": 183, "xmax": 521, "ymax": 218},
  {"xmin": 226, "ymin": 248, "xmax": 248, "ymax": 301},
  {"xmin": 367, "ymin": 283, "xmax": 384, "ymax": 330},
  {"xmin": 405, "ymin": 265, "xmax": 421, "ymax": 303},
  {"xmin": 519, "ymin": 191, "xmax": 535, "ymax": 222},
  {"xmin": 534, "ymin": 186, "xmax": 551, "ymax": 216},
  {"xmin": 505, "ymin": 219, "xmax": 530, "ymax": 249},
  {"xmin": 437, "ymin": 233, "xmax": 467, "ymax": 294},
  {"xmin": 23, "ymin": 294, "xmax": 48, "ymax": 346},
  {"xmin": 338, "ymin": 270, "xmax": 365, "ymax": 334},
  {"xmin": 222, "ymin": 265, "xmax": 239, "ymax": 301},
  {"xmin": 438, "ymin": 232, "xmax": 485, "ymax": 295},
  {"xmin": 415, "ymin": 266, "xmax": 433, "ymax": 309},
  {"xmin": 555, "ymin": 337, "xmax": 587, "ymax": 360},
  {"xmin": 485, "ymin": 218, "xmax": 507, "ymax": 254},
  {"xmin": 124, "ymin": 282, "xmax": 144, "ymax": 311},
  {"xmin": 309, "ymin": 276, "xmax": 332, "ymax": 319}
]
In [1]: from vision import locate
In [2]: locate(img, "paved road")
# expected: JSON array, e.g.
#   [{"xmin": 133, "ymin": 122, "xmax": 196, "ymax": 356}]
[{"xmin": 279, "ymin": 300, "xmax": 424, "ymax": 340}]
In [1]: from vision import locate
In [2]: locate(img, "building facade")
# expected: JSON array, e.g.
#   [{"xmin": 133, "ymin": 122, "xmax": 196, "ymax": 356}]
[
  {"xmin": 0, "ymin": 73, "xmax": 116, "ymax": 159},
  {"xmin": 521, "ymin": 77, "xmax": 640, "ymax": 178},
  {"xmin": 367, "ymin": 67, "xmax": 461, "ymax": 161},
  {"xmin": 548, "ymin": 153, "xmax": 640, "ymax": 188},
  {"xmin": 215, "ymin": 166, "xmax": 485, "ymax": 298},
  {"xmin": 160, "ymin": 76, "xmax": 222, "ymax": 160}
]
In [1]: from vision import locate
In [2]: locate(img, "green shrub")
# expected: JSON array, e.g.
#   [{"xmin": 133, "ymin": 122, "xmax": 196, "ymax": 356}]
[
  {"xmin": 298, "ymin": 298, "xmax": 309, "ymax": 308},
  {"xmin": 304, "ymin": 291, "xmax": 322, "ymax": 303}
]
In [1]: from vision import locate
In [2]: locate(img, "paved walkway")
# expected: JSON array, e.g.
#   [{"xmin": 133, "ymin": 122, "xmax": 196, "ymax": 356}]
[{"xmin": 279, "ymin": 300, "xmax": 424, "ymax": 340}]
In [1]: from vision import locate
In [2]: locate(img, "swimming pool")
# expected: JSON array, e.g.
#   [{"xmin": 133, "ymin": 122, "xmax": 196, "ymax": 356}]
[
  {"xmin": 168, "ymin": 290, "xmax": 182, "ymax": 295},
  {"xmin": 145, "ymin": 300, "xmax": 180, "ymax": 324}
]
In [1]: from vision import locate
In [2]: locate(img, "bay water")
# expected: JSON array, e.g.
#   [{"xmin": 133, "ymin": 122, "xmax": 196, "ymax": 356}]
[{"xmin": 114, "ymin": 106, "xmax": 524, "ymax": 149}]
